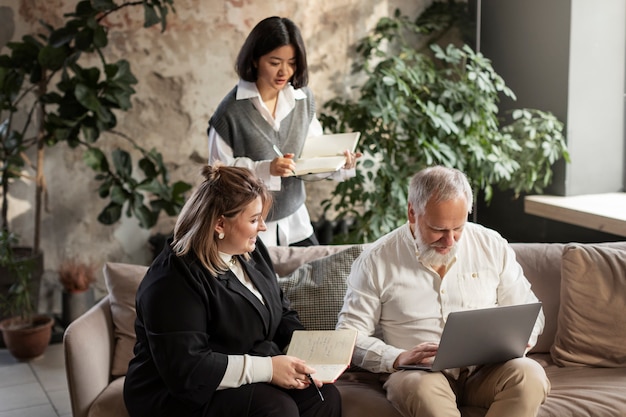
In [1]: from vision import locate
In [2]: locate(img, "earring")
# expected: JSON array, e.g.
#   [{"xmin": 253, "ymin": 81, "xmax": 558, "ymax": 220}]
[{"xmin": 218, "ymin": 232, "xmax": 225, "ymax": 240}]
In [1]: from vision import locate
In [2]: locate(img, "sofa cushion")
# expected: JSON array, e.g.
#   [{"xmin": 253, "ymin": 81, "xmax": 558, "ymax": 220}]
[
  {"xmin": 87, "ymin": 376, "xmax": 130, "ymax": 417},
  {"xmin": 551, "ymin": 243, "xmax": 626, "ymax": 367},
  {"xmin": 538, "ymin": 363, "xmax": 626, "ymax": 417},
  {"xmin": 268, "ymin": 244, "xmax": 355, "ymax": 277},
  {"xmin": 511, "ymin": 243, "xmax": 565, "ymax": 354},
  {"xmin": 337, "ymin": 371, "xmax": 402, "ymax": 417},
  {"xmin": 278, "ymin": 245, "xmax": 364, "ymax": 331},
  {"xmin": 103, "ymin": 262, "xmax": 148, "ymax": 378}
]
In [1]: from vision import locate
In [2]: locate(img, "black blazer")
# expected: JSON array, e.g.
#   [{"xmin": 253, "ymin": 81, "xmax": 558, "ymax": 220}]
[{"xmin": 123, "ymin": 239, "xmax": 304, "ymax": 417}]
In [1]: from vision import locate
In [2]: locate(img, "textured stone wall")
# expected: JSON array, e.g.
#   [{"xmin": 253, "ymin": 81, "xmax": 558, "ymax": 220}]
[{"xmin": 0, "ymin": 0, "xmax": 429, "ymax": 289}]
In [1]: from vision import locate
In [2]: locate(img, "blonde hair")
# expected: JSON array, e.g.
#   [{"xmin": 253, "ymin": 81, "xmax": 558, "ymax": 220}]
[{"xmin": 171, "ymin": 164, "xmax": 271, "ymax": 275}]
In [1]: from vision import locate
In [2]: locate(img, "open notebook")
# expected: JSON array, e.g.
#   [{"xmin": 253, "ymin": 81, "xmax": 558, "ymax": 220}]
[
  {"xmin": 286, "ymin": 329, "xmax": 357, "ymax": 383},
  {"xmin": 294, "ymin": 132, "xmax": 361, "ymax": 176},
  {"xmin": 397, "ymin": 303, "xmax": 542, "ymax": 372}
]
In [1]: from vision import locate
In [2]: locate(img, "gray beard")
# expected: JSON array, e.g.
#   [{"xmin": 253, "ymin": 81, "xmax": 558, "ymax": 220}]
[{"xmin": 413, "ymin": 224, "xmax": 458, "ymax": 267}]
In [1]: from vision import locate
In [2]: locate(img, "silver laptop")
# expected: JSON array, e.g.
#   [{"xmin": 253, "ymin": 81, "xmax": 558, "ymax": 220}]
[{"xmin": 398, "ymin": 303, "xmax": 542, "ymax": 372}]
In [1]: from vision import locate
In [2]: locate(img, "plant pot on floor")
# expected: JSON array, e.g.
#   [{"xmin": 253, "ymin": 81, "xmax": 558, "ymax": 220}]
[
  {"xmin": 0, "ymin": 246, "xmax": 44, "ymax": 349},
  {"xmin": 57, "ymin": 258, "xmax": 97, "ymax": 327},
  {"xmin": 0, "ymin": 248, "xmax": 44, "ymax": 318},
  {"xmin": 0, "ymin": 314, "xmax": 54, "ymax": 361},
  {"xmin": 61, "ymin": 288, "xmax": 95, "ymax": 327}
]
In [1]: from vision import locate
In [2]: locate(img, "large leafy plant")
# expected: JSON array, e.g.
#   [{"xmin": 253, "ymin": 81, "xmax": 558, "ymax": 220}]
[
  {"xmin": 320, "ymin": 4, "xmax": 569, "ymax": 243},
  {"xmin": 0, "ymin": 231, "xmax": 35, "ymax": 322},
  {"xmin": 0, "ymin": 0, "xmax": 191, "ymax": 255}
]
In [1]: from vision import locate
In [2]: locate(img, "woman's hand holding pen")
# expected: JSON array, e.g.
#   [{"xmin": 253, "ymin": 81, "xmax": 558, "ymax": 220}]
[
  {"xmin": 270, "ymin": 355, "xmax": 320, "ymax": 390},
  {"xmin": 270, "ymin": 154, "xmax": 296, "ymax": 177},
  {"xmin": 342, "ymin": 149, "xmax": 363, "ymax": 170}
]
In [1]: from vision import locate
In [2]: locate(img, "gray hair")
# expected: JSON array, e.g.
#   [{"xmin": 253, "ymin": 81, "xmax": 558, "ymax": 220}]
[{"xmin": 408, "ymin": 166, "xmax": 473, "ymax": 216}]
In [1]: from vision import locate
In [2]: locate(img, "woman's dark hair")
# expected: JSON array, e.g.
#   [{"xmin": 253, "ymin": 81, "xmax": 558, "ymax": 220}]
[
  {"xmin": 235, "ymin": 16, "xmax": 309, "ymax": 89},
  {"xmin": 172, "ymin": 164, "xmax": 272, "ymax": 275}
]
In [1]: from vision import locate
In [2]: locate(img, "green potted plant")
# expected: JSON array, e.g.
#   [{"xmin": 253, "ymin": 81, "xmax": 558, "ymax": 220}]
[
  {"xmin": 0, "ymin": 230, "xmax": 53, "ymax": 361},
  {"xmin": 0, "ymin": 0, "xmax": 190, "ymax": 257},
  {"xmin": 0, "ymin": 0, "xmax": 191, "ymax": 357},
  {"xmin": 319, "ymin": 3, "xmax": 570, "ymax": 243},
  {"xmin": 0, "ymin": 3, "xmax": 191, "ymax": 272}
]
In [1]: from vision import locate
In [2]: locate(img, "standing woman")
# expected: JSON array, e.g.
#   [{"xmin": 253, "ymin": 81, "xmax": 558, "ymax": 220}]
[
  {"xmin": 207, "ymin": 16, "xmax": 359, "ymax": 247},
  {"xmin": 123, "ymin": 165, "xmax": 341, "ymax": 417}
]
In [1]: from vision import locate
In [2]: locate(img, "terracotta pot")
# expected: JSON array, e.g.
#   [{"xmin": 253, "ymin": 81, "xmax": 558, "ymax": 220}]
[
  {"xmin": 0, "ymin": 248, "xmax": 44, "ymax": 350},
  {"xmin": 0, "ymin": 314, "xmax": 54, "ymax": 361}
]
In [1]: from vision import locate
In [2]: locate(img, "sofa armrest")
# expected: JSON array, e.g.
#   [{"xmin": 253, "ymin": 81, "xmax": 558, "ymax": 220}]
[{"xmin": 63, "ymin": 295, "xmax": 116, "ymax": 417}]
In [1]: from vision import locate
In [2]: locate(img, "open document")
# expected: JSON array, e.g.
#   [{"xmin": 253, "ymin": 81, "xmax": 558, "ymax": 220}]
[
  {"xmin": 294, "ymin": 132, "xmax": 361, "ymax": 176},
  {"xmin": 286, "ymin": 329, "xmax": 358, "ymax": 383}
]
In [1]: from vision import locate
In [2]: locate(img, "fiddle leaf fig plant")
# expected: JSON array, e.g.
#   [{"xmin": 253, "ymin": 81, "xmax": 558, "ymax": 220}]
[
  {"xmin": 0, "ymin": 0, "xmax": 191, "ymax": 254},
  {"xmin": 320, "ymin": 4, "xmax": 569, "ymax": 243}
]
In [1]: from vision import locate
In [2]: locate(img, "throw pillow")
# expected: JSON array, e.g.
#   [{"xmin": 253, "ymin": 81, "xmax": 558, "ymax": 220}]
[
  {"xmin": 278, "ymin": 245, "xmax": 364, "ymax": 331},
  {"xmin": 103, "ymin": 262, "xmax": 148, "ymax": 377},
  {"xmin": 268, "ymin": 244, "xmax": 355, "ymax": 277},
  {"xmin": 551, "ymin": 243, "xmax": 626, "ymax": 367}
]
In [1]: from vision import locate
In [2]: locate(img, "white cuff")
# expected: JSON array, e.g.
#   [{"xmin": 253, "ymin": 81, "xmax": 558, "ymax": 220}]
[{"xmin": 218, "ymin": 355, "xmax": 273, "ymax": 390}]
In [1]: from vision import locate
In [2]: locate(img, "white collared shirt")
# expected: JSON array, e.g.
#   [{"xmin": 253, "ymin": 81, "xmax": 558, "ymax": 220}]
[
  {"xmin": 217, "ymin": 252, "xmax": 264, "ymax": 303},
  {"xmin": 208, "ymin": 80, "xmax": 354, "ymax": 246},
  {"xmin": 336, "ymin": 222, "xmax": 545, "ymax": 374},
  {"xmin": 216, "ymin": 252, "xmax": 272, "ymax": 389}
]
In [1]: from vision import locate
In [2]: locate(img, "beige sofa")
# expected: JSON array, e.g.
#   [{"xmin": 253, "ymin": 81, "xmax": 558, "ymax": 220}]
[{"xmin": 64, "ymin": 241, "xmax": 626, "ymax": 417}]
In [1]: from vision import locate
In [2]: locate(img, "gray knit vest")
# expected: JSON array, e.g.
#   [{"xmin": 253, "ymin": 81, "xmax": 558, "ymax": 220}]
[{"xmin": 208, "ymin": 86, "xmax": 315, "ymax": 221}]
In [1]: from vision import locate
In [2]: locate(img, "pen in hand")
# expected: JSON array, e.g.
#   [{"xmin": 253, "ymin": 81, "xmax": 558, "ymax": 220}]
[
  {"xmin": 306, "ymin": 373, "xmax": 324, "ymax": 402},
  {"xmin": 272, "ymin": 145, "xmax": 297, "ymax": 176},
  {"xmin": 272, "ymin": 144, "xmax": 284, "ymax": 158}
]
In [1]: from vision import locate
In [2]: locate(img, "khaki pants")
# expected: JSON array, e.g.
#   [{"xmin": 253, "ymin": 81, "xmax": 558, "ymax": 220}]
[{"xmin": 383, "ymin": 358, "xmax": 550, "ymax": 417}]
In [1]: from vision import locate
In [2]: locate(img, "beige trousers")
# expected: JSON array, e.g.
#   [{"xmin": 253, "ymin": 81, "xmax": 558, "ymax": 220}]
[{"xmin": 383, "ymin": 358, "xmax": 550, "ymax": 417}]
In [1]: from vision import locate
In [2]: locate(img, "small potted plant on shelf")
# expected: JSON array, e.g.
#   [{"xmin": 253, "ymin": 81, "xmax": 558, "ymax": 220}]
[
  {"xmin": 0, "ymin": 231, "xmax": 53, "ymax": 361},
  {"xmin": 58, "ymin": 258, "xmax": 97, "ymax": 327}
]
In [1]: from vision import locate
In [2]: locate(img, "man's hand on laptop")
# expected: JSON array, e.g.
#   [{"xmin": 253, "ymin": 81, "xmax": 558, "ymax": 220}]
[{"xmin": 394, "ymin": 342, "xmax": 439, "ymax": 369}]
